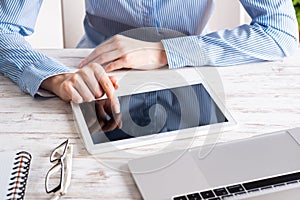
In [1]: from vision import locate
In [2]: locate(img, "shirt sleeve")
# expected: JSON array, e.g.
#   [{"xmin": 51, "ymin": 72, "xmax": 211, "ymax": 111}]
[
  {"xmin": 161, "ymin": 0, "xmax": 299, "ymax": 68},
  {"xmin": 0, "ymin": 0, "xmax": 71, "ymax": 96}
]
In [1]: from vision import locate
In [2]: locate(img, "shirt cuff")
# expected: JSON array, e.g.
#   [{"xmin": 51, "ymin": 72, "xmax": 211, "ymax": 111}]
[
  {"xmin": 36, "ymin": 88, "xmax": 56, "ymax": 98},
  {"xmin": 17, "ymin": 56, "xmax": 71, "ymax": 96},
  {"xmin": 161, "ymin": 36, "xmax": 208, "ymax": 69}
]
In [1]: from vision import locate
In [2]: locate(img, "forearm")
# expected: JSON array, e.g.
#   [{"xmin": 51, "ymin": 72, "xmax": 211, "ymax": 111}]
[
  {"xmin": 0, "ymin": 0, "xmax": 71, "ymax": 96},
  {"xmin": 162, "ymin": 0, "xmax": 299, "ymax": 68},
  {"xmin": 0, "ymin": 32, "xmax": 71, "ymax": 96}
]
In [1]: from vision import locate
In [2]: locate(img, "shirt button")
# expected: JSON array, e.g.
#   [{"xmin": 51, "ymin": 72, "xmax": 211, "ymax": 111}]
[{"xmin": 26, "ymin": 87, "xmax": 30, "ymax": 92}]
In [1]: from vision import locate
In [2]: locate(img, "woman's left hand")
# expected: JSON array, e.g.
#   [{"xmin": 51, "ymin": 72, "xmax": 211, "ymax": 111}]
[{"xmin": 78, "ymin": 35, "xmax": 168, "ymax": 72}]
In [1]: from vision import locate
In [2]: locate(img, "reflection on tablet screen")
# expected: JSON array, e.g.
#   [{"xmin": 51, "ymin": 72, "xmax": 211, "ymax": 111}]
[{"xmin": 79, "ymin": 84, "xmax": 227, "ymax": 144}]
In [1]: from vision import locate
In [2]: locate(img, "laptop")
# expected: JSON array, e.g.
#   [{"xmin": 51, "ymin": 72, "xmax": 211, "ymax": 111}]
[{"xmin": 128, "ymin": 127, "xmax": 300, "ymax": 200}]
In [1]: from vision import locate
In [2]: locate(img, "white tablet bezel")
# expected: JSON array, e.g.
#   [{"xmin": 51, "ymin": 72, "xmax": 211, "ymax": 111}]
[{"xmin": 71, "ymin": 68, "xmax": 237, "ymax": 154}]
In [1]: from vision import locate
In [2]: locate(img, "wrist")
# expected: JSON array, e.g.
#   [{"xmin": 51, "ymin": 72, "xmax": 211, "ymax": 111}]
[
  {"xmin": 40, "ymin": 73, "xmax": 68, "ymax": 94},
  {"xmin": 160, "ymin": 49, "xmax": 168, "ymax": 66},
  {"xmin": 155, "ymin": 42, "xmax": 168, "ymax": 66}
]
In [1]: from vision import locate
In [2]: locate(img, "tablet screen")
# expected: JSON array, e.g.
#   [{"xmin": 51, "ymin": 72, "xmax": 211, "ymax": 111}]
[{"xmin": 79, "ymin": 84, "xmax": 227, "ymax": 144}]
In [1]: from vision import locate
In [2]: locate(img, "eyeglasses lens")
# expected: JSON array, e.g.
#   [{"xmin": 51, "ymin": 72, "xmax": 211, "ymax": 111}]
[{"xmin": 46, "ymin": 163, "xmax": 63, "ymax": 193}]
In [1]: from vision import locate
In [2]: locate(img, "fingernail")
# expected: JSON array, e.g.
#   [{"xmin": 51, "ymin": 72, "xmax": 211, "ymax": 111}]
[{"xmin": 73, "ymin": 96, "xmax": 83, "ymax": 104}]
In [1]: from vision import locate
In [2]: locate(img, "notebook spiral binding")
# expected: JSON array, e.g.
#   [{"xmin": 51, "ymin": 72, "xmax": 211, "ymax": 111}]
[{"xmin": 6, "ymin": 151, "xmax": 32, "ymax": 200}]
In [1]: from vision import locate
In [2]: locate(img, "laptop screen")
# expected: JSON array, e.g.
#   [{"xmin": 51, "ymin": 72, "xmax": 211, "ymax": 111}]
[{"xmin": 79, "ymin": 83, "xmax": 228, "ymax": 144}]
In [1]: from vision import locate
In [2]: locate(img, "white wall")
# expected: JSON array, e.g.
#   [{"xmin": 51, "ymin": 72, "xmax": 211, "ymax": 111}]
[
  {"xmin": 25, "ymin": 0, "xmax": 64, "ymax": 49},
  {"xmin": 209, "ymin": 0, "xmax": 251, "ymax": 32},
  {"xmin": 25, "ymin": 0, "xmax": 85, "ymax": 49},
  {"xmin": 61, "ymin": 0, "xmax": 85, "ymax": 48},
  {"xmin": 27, "ymin": 0, "xmax": 251, "ymax": 49}
]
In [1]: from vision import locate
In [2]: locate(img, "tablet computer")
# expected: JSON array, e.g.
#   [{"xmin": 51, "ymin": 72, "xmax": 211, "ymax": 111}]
[{"xmin": 71, "ymin": 69, "xmax": 236, "ymax": 154}]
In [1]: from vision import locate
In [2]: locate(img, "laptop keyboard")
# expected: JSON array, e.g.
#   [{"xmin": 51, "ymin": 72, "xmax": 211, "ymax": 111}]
[{"xmin": 173, "ymin": 171, "xmax": 300, "ymax": 200}]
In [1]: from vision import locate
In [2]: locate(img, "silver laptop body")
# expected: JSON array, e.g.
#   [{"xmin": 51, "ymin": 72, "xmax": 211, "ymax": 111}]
[{"xmin": 128, "ymin": 128, "xmax": 300, "ymax": 200}]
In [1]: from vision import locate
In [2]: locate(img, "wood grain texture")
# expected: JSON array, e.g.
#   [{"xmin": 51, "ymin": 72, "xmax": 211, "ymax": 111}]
[{"xmin": 1, "ymin": 49, "xmax": 300, "ymax": 199}]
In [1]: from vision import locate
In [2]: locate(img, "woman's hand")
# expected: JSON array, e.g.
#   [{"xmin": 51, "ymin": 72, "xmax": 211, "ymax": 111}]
[
  {"xmin": 78, "ymin": 35, "xmax": 168, "ymax": 72},
  {"xmin": 41, "ymin": 63, "xmax": 120, "ymax": 113}
]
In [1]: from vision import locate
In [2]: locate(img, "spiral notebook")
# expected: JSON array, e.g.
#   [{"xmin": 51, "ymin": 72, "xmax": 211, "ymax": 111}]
[{"xmin": 0, "ymin": 151, "xmax": 32, "ymax": 200}]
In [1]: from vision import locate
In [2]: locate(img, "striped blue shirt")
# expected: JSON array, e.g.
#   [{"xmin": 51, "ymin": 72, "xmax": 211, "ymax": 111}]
[{"xmin": 0, "ymin": 0, "xmax": 299, "ymax": 96}]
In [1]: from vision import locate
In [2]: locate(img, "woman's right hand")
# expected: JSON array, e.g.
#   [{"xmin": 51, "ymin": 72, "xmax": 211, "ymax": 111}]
[{"xmin": 41, "ymin": 63, "xmax": 120, "ymax": 113}]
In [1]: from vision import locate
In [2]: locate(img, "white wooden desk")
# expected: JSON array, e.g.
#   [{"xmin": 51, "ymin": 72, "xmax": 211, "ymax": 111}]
[{"xmin": 0, "ymin": 49, "xmax": 300, "ymax": 200}]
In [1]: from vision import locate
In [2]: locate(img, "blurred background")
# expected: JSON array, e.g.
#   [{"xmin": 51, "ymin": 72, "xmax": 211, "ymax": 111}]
[{"xmin": 26, "ymin": 0, "xmax": 251, "ymax": 49}]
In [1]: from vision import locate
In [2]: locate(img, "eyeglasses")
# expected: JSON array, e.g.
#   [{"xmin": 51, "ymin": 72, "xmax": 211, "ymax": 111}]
[{"xmin": 45, "ymin": 139, "xmax": 73, "ymax": 200}]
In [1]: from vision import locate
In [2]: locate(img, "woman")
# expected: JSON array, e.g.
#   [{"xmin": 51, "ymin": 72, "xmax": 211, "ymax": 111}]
[{"xmin": 0, "ymin": 0, "xmax": 298, "ymax": 105}]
